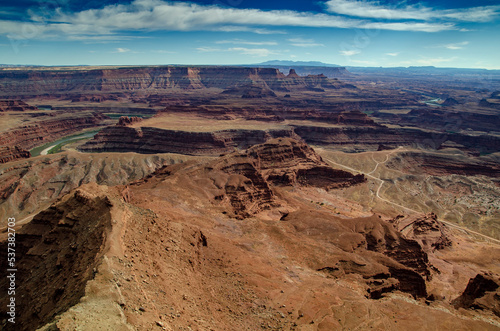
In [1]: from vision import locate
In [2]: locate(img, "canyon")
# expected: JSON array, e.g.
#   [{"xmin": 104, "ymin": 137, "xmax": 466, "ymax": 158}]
[{"xmin": 0, "ymin": 65, "xmax": 499, "ymax": 330}]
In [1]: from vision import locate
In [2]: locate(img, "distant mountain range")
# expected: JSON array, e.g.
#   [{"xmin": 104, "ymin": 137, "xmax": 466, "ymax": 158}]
[{"xmin": 255, "ymin": 60, "xmax": 342, "ymax": 67}]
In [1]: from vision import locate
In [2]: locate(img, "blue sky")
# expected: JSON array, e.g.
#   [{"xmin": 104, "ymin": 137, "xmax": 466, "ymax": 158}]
[{"xmin": 0, "ymin": 0, "xmax": 499, "ymax": 68}]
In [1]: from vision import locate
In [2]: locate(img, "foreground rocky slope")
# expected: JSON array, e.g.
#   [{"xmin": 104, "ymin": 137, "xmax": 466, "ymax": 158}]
[{"xmin": 1, "ymin": 139, "xmax": 500, "ymax": 330}]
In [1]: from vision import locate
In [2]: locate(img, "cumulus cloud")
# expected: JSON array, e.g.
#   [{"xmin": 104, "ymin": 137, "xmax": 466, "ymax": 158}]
[
  {"xmin": 116, "ymin": 47, "xmax": 130, "ymax": 53},
  {"xmin": 0, "ymin": 0, "xmax": 461, "ymax": 41},
  {"xmin": 325, "ymin": 0, "xmax": 500, "ymax": 22}
]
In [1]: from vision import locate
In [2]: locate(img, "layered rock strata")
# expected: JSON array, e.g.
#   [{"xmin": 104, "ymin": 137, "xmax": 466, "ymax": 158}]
[{"xmin": 0, "ymin": 66, "xmax": 346, "ymax": 97}]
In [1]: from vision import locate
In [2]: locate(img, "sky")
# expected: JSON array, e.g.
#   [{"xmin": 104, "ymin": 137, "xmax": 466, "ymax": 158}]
[{"xmin": 0, "ymin": 0, "xmax": 499, "ymax": 68}]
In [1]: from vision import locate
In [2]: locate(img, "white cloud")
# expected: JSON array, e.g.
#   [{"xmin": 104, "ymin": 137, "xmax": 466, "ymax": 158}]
[
  {"xmin": 116, "ymin": 47, "xmax": 130, "ymax": 53},
  {"xmin": 386, "ymin": 52, "xmax": 399, "ymax": 56},
  {"xmin": 0, "ymin": 0, "xmax": 460, "ymax": 41},
  {"xmin": 287, "ymin": 38, "xmax": 324, "ymax": 47},
  {"xmin": 362, "ymin": 21, "xmax": 455, "ymax": 33},
  {"xmin": 340, "ymin": 50, "xmax": 360, "ymax": 56},
  {"xmin": 196, "ymin": 46, "xmax": 223, "ymax": 52},
  {"xmin": 444, "ymin": 41, "xmax": 469, "ymax": 50},
  {"xmin": 216, "ymin": 39, "xmax": 277, "ymax": 45},
  {"xmin": 228, "ymin": 47, "xmax": 275, "ymax": 57},
  {"xmin": 325, "ymin": 0, "xmax": 500, "ymax": 22}
]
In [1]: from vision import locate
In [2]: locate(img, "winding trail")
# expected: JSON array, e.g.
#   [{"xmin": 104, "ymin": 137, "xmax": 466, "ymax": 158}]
[{"xmin": 323, "ymin": 151, "xmax": 500, "ymax": 246}]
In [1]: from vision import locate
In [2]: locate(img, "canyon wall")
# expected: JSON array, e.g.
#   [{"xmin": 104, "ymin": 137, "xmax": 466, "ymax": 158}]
[
  {"xmin": 0, "ymin": 66, "xmax": 344, "ymax": 97},
  {"xmin": 79, "ymin": 125, "xmax": 299, "ymax": 155}
]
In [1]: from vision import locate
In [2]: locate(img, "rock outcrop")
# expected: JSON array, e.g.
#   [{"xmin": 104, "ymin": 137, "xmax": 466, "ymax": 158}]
[
  {"xmin": 453, "ymin": 273, "xmax": 500, "ymax": 317},
  {"xmin": 247, "ymin": 138, "xmax": 365, "ymax": 189},
  {"xmin": 0, "ymin": 100, "xmax": 38, "ymax": 111}
]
